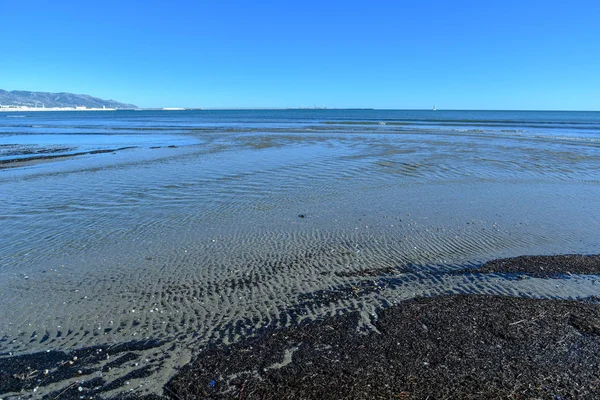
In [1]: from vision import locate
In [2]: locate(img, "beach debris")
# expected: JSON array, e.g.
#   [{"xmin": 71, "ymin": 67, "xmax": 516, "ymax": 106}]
[
  {"xmin": 298, "ymin": 214, "xmax": 305, "ymax": 218},
  {"xmin": 209, "ymin": 379, "xmax": 216, "ymax": 388},
  {"xmin": 509, "ymin": 319, "xmax": 527, "ymax": 326}
]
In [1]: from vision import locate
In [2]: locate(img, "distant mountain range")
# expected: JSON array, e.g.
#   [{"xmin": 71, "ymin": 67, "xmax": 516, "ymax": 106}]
[{"xmin": 0, "ymin": 90, "xmax": 138, "ymax": 109}]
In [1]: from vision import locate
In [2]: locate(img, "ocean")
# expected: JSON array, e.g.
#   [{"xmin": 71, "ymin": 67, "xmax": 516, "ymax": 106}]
[{"xmin": 1, "ymin": 109, "xmax": 599, "ymax": 397}]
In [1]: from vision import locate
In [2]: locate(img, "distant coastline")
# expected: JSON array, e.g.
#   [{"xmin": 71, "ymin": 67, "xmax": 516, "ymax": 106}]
[
  {"xmin": 0, "ymin": 105, "xmax": 121, "ymax": 112},
  {"xmin": 0, "ymin": 107, "xmax": 378, "ymax": 112},
  {"xmin": 0, "ymin": 89, "xmax": 138, "ymax": 110}
]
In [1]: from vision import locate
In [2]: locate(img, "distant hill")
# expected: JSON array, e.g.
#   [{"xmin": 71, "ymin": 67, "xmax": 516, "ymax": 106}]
[{"xmin": 0, "ymin": 90, "xmax": 138, "ymax": 109}]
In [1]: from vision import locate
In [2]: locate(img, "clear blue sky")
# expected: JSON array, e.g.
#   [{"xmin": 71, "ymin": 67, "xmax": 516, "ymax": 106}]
[{"xmin": 1, "ymin": 0, "xmax": 599, "ymax": 110}]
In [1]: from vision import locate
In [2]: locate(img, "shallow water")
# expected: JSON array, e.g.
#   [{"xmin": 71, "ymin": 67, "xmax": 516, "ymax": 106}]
[{"xmin": 1, "ymin": 110, "xmax": 599, "ymax": 397}]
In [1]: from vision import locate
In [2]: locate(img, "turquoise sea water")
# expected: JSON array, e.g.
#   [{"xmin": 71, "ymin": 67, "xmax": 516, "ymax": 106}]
[
  {"xmin": 1, "ymin": 109, "xmax": 599, "ymax": 397},
  {"xmin": 2, "ymin": 109, "xmax": 599, "ymax": 166}
]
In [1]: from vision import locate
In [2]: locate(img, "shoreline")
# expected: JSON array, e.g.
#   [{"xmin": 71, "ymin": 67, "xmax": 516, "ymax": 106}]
[
  {"xmin": 167, "ymin": 295, "xmax": 600, "ymax": 400},
  {"xmin": 1, "ymin": 254, "xmax": 599, "ymax": 399},
  {"xmin": 164, "ymin": 254, "xmax": 600, "ymax": 400}
]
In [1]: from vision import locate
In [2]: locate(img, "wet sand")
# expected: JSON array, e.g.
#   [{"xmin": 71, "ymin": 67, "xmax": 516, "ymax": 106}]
[{"xmin": 2, "ymin": 255, "xmax": 599, "ymax": 399}]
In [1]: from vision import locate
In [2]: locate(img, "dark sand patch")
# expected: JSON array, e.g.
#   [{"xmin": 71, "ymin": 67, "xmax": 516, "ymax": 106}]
[
  {"xmin": 0, "ymin": 339, "xmax": 165, "ymax": 399},
  {"xmin": 166, "ymin": 295, "xmax": 600, "ymax": 400},
  {"xmin": 0, "ymin": 146, "xmax": 137, "ymax": 169},
  {"xmin": 471, "ymin": 254, "xmax": 600, "ymax": 277}
]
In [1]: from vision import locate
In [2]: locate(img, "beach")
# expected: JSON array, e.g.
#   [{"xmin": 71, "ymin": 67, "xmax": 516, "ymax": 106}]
[
  {"xmin": 2, "ymin": 255, "xmax": 599, "ymax": 399},
  {"xmin": 1, "ymin": 110, "xmax": 599, "ymax": 398}
]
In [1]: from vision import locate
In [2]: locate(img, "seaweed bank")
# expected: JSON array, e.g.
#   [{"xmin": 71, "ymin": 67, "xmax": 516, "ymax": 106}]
[{"xmin": 165, "ymin": 254, "xmax": 600, "ymax": 400}]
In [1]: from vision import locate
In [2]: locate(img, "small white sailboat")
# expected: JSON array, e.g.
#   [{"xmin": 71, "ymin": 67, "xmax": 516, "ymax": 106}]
[{"xmin": 433, "ymin": 105, "xmax": 436, "ymax": 111}]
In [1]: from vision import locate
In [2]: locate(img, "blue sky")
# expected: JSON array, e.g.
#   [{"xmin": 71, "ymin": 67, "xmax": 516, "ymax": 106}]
[{"xmin": 1, "ymin": 0, "xmax": 599, "ymax": 110}]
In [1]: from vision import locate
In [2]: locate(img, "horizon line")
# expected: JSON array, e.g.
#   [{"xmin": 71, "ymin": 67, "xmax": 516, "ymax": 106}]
[{"xmin": 139, "ymin": 107, "xmax": 600, "ymax": 112}]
